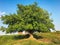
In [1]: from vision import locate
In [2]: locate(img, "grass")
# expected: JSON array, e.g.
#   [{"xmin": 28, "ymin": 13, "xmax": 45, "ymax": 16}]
[{"xmin": 0, "ymin": 32, "xmax": 60, "ymax": 45}]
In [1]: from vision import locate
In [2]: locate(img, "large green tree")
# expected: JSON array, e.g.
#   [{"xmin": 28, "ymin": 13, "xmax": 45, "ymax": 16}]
[{"xmin": 1, "ymin": 3, "xmax": 55, "ymax": 33}]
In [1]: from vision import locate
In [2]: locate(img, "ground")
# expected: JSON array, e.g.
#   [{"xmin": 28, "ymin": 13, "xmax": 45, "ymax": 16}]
[{"xmin": 0, "ymin": 32, "xmax": 60, "ymax": 45}]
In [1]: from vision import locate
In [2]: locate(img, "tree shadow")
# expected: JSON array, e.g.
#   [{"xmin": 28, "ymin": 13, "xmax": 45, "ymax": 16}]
[
  {"xmin": 33, "ymin": 34, "xmax": 43, "ymax": 39},
  {"xmin": 14, "ymin": 34, "xmax": 30, "ymax": 40}
]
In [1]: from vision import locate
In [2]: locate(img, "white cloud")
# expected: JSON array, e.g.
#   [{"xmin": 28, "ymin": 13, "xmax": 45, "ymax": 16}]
[{"xmin": 0, "ymin": 11, "xmax": 6, "ymax": 17}]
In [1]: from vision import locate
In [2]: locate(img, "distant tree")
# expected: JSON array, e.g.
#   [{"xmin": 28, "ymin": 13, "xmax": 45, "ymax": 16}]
[
  {"xmin": 0, "ymin": 26, "xmax": 6, "ymax": 32},
  {"xmin": 1, "ymin": 2, "xmax": 55, "ymax": 34}
]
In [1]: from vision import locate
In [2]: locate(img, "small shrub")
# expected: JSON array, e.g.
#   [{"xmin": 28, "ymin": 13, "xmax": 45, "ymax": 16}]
[
  {"xmin": 14, "ymin": 34, "xmax": 30, "ymax": 39},
  {"xmin": 56, "ymin": 31, "xmax": 60, "ymax": 34},
  {"xmin": 33, "ymin": 32, "xmax": 43, "ymax": 39},
  {"xmin": 52, "ymin": 39, "xmax": 60, "ymax": 44}
]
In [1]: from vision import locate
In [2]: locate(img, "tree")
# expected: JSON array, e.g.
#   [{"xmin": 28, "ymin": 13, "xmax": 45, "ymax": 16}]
[
  {"xmin": 0, "ymin": 26, "xmax": 6, "ymax": 32},
  {"xmin": 1, "ymin": 2, "xmax": 55, "ymax": 34}
]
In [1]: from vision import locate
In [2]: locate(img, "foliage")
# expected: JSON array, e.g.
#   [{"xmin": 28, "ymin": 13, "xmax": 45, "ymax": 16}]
[
  {"xmin": 0, "ymin": 26, "xmax": 6, "ymax": 32},
  {"xmin": 0, "ymin": 34, "xmax": 30, "ymax": 40},
  {"xmin": 52, "ymin": 38, "xmax": 60, "ymax": 44},
  {"xmin": 56, "ymin": 31, "xmax": 60, "ymax": 34},
  {"xmin": 33, "ymin": 32, "xmax": 43, "ymax": 39},
  {"xmin": 1, "ymin": 2, "xmax": 55, "ymax": 33}
]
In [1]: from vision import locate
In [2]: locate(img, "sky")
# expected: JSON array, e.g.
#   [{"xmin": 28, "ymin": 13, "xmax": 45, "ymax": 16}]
[{"xmin": 0, "ymin": 0, "xmax": 60, "ymax": 34}]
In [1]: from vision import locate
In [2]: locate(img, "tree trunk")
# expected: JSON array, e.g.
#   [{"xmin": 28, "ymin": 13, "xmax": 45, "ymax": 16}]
[{"xmin": 28, "ymin": 34, "xmax": 36, "ymax": 40}]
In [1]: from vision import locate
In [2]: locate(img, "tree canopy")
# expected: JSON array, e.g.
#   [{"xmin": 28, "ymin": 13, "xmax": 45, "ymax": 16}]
[{"xmin": 1, "ymin": 3, "xmax": 55, "ymax": 33}]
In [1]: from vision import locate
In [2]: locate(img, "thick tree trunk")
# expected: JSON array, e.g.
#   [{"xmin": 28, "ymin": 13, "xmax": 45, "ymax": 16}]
[
  {"xmin": 28, "ymin": 34, "xmax": 36, "ymax": 40},
  {"xmin": 29, "ymin": 34, "xmax": 33, "ymax": 38}
]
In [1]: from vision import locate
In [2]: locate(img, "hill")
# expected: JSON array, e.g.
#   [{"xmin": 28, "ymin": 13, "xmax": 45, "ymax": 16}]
[{"xmin": 0, "ymin": 32, "xmax": 60, "ymax": 45}]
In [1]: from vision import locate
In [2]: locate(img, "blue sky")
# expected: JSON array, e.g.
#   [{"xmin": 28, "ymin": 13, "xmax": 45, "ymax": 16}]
[{"xmin": 0, "ymin": 0, "xmax": 60, "ymax": 31}]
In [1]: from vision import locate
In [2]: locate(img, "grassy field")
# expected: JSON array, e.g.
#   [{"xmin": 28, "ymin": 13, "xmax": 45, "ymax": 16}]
[{"xmin": 0, "ymin": 32, "xmax": 60, "ymax": 45}]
